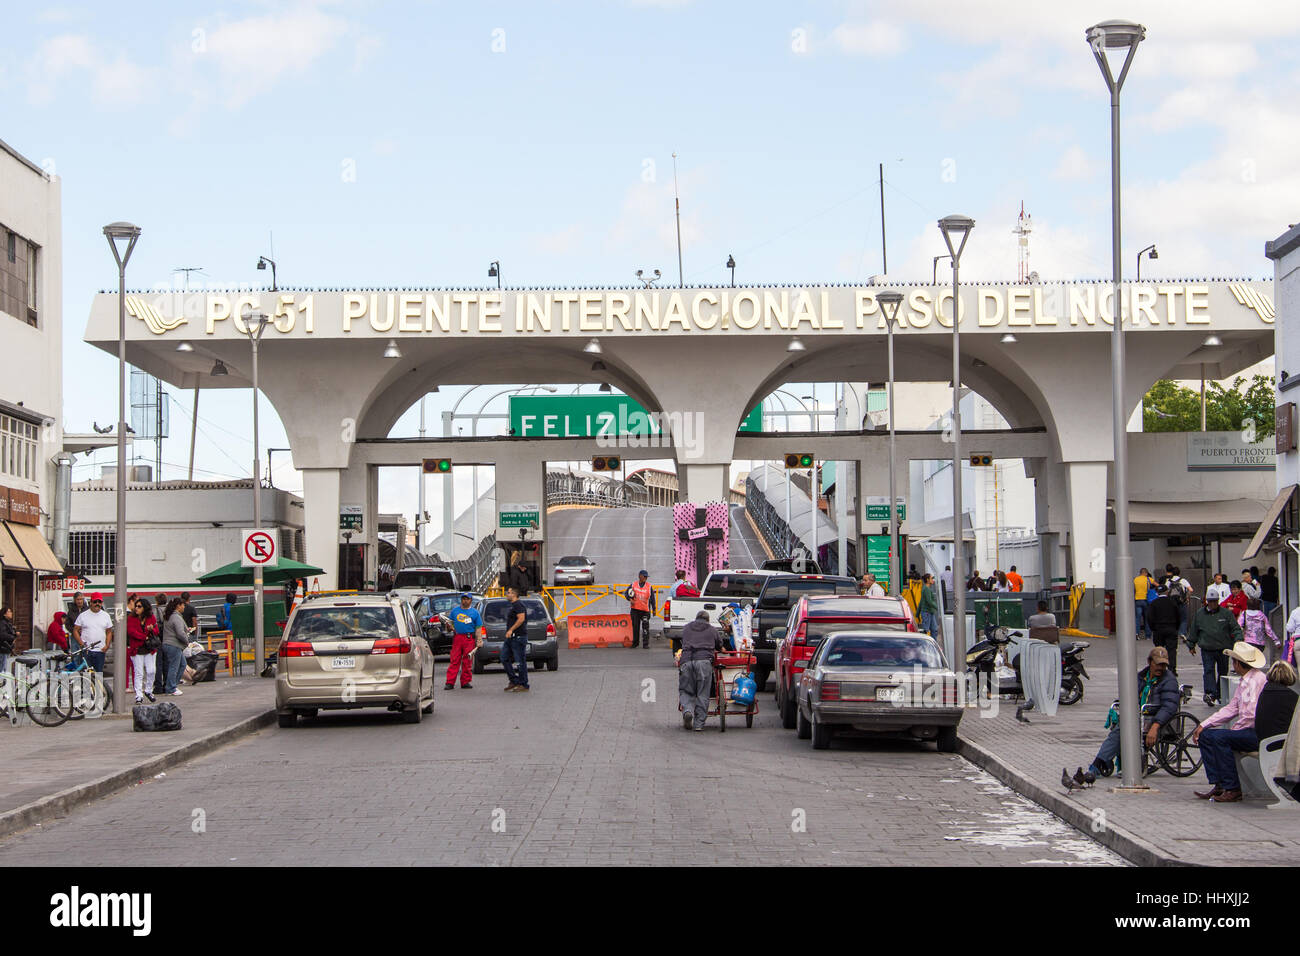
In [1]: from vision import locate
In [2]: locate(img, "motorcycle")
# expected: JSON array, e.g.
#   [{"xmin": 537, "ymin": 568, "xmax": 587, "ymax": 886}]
[{"xmin": 965, "ymin": 625, "xmax": 1090, "ymax": 705}]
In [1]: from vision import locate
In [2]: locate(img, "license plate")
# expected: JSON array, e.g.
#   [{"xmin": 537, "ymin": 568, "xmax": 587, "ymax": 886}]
[
  {"xmin": 876, "ymin": 686, "xmax": 904, "ymax": 702},
  {"xmin": 330, "ymin": 656, "xmax": 356, "ymax": 669}
]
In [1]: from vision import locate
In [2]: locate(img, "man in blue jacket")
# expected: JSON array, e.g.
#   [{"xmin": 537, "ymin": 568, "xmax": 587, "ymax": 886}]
[{"xmin": 1088, "ymin": 647, "xmax": 1180, "ymax": 777}]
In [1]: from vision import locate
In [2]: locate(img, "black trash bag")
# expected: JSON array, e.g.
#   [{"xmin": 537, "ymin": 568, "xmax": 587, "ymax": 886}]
[
  {"xmin": 189, "ymin": 651, "xmax": 219, "ymax": 684},
  {"xmin": 132, "ymin": 701, "xmax": 183, "ymax": 732}
]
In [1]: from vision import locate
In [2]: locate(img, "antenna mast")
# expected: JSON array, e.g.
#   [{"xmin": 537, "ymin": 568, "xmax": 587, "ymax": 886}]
[{"xmin": 1013, "ymin": 201, "xmax": 1033, "ymax": 283}]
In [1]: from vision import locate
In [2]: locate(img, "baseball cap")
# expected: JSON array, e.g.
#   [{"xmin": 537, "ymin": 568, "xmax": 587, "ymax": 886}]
[
  {"xmin": 639, "ymin": 569, "xmax": 649, "ymax": 576},
  {"xmin": 90, "ymin": 592, "xmax": 104, "ymax": 602},
  {"xmin": 1148, "ymin": 647, "xmax": 1169, "ymax": 663},
  {"xmin": 460, "ymin": 592, "xmax": 473, "ymax": 599}
]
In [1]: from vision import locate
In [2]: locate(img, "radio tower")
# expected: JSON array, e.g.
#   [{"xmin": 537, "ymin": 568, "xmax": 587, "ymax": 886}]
[{"xmin": 1014, "ymin": 201, "xmax": 1033, "ymax": 283}]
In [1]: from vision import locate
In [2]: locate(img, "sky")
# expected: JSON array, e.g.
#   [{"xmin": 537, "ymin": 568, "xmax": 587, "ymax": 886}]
[{"xmin": 3, "ymin": 0, "xmax": 1297, "ymax": 539}]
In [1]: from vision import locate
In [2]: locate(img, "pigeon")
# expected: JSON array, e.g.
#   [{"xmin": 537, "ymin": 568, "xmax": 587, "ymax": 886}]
[
  {"xmin": 1083, "ymin": 768, "xmax": 1097, "ymax": 786},
  {"xmin": 1073, "ymin": 767, "xmax": 1096, "ymax": 789},
  {"xmin": 1062, "ymin": 767, "xmax": 1082, "ymax": 792},
  {"xmin": 1015, "ymin": 698, "xmax": 1035, "ymax": 723}
]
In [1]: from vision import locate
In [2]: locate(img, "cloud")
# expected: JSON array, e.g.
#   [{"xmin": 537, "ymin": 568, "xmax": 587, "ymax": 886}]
[
  {"xmin": 25, "ymin": 33, "xmax": 155, "ymax": 107},
  {"xmin": 1051, "ymin": 145, "xmax": 1095, "ymax": 182},
  {"xmin": 830, "ymin": 21, "xmax": 907, "ymax": 56},
  {"xmin": 199, "ymin": 5, "xmax": 353, "ymax": 108}
]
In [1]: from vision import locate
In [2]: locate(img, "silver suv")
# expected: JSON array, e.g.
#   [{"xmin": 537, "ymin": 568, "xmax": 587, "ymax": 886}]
[{"xmin": 275, "ymin": 593, "xmax": 436, "ymax": 726}]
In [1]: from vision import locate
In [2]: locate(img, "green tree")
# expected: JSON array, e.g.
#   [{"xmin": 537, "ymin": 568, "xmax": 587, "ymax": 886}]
[{"xmin": 1142, "ymin": 374, "xmax": 1274, "ymax": 437}]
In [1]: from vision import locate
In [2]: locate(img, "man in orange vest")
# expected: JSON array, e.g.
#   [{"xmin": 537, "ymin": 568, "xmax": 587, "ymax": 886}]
[
  {"xmin": 1006, "ymin": 566, "xmax": 1024, "ymax": 593},
  {"xmin": 625, "ymin": 570, "xmax": 657, "ymax": 649}
]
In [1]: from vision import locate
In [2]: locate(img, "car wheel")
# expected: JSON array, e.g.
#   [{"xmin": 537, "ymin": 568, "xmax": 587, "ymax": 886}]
[
  {"xmin": 403, "ymin": 701, "xmax": 423, "ymax": 724},
  {"xmin": 796, "ymin": 702, "xmax": 811, "ymax": 740},
  {"xmin": 546, "ymin": 655, "xmax": 558, "ymax": 671},
  {"xmin": 937, "ymin": 725, "xmax": 959, "ymax": 753},
  {"xmin": 472, "ymin": 655, "xmax": 484, "ymax": 675},
  {"xmin": 753, "ymin": 668, "xmax": 768, "ymax": 693},
  {"xmin": 301, "ymin": 708, "xmax": 318, "ymax": 721},
  {"xmin": 780, "ymin": 682, "xmax": 797, "ymax": 730},
  {"xmin": 277, "ymin": 712, "xmax": 296, "ymax": 729},
  {"xmin": 422, "ymin": 693, "xmax": 435, "ymax": 715},
  {"xmin": 811, "ymin": 714, "xmax": 832, "ymax": 750}
]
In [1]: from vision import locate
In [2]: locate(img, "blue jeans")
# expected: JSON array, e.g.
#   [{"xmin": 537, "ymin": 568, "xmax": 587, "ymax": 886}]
[
  {"xmin": 1177, "ymin": 603, "xmax": 1189, "ymax": 637},
  {"xmin": 158, "ymin": 645, "xmax": 185, "ymax": 693},
  {"xmin": 501, "ymin": 635, "xmax": 529, "ymax": 688},
  {"xmin": 1199, "ymin": 648, "xmax": 1229, "ymax": 699},
  {"xmin": 920, "ymin": 611, "xmax": 938, "ymax": 639},
  {"xmin": 86, "ymin": 650, "xmax": 106, "ymax": 673},
  {"xmin": 1135, "ymin": 601, "xmax": 1149, "ymax": 639},
  {"xmin": 1199, "ymin": 727, "xmax": 1258, "ymax": 790}
]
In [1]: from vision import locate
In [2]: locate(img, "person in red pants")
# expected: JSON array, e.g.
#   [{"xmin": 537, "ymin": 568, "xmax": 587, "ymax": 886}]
[{"xmin": 445, "ymin": 593, "xmax": 485, "ymax": 690}]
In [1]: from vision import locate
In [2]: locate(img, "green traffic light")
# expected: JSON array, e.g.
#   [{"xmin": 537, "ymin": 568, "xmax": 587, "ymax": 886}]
[
  {"xmin": 800, "ymin": 454, "xmax": 813, "ymax": 467},
  {"xmin": 439, "ymin": 459, "xmax": 451, "ymax": 472}
]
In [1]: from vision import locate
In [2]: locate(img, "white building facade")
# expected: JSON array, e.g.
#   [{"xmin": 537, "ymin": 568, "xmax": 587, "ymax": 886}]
[{"xmin": 0, "ymin": 138, "xmax": 63, "ymax": 652}]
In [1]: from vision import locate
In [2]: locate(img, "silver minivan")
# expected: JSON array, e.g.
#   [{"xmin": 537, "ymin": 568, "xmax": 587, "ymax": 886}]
[{"xmin": 275, "ymin": 594, "xmax": 436, "ymax": 726}]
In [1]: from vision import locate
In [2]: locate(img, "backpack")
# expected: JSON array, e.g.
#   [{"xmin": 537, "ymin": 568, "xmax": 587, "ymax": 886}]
[{"xmin": 1167, "ymin": 578, "xmax": 1187, "ymax": 606}]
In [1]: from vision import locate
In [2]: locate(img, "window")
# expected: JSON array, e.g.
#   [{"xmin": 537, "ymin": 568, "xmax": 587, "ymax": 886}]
[
  {"xmin": 5, "ymin": 231, "xmax": 14, "ymax": 263},
  {"xmin": 69, "ymin": 531, "xmax": 117, "ymax": 577},
  {"xmin": 0, "ymin": 416, "xmax": 38, "ymax": 482},
  {"xmin": 26, "ymin": 241, "xmax": 37, "ymax": 324}
]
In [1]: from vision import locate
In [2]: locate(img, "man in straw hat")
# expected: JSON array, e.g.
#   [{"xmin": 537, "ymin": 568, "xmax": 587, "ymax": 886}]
[{"xmin": 1192, "ymin": 641, "xmax": 1269, "ymax": 803}]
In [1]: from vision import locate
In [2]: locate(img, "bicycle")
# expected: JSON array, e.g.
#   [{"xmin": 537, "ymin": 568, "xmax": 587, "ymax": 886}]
[
  {"xmin": 0, "ymin": 656, "xmax": 73, "ymax": 727},
  {"xmin": 1096, "ymin": 683, "xmax": 1203, "ymax": 778},
  {"xmin": 54, "ymin": 646, "xmax": 111, "ymax": 719}
]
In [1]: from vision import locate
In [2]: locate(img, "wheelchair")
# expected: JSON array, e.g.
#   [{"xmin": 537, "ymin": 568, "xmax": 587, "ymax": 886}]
[{"xmin": 1096, "ymin": 683, "xmax": 1203, "ymax": 778}]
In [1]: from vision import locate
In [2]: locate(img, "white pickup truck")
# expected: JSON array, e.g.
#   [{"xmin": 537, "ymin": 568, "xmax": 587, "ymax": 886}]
[{"xmin": 663, "ymin": 568, "xmax": 781, "ymax": 649}]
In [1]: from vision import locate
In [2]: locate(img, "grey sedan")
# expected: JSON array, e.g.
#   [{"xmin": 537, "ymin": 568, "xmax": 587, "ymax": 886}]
[{"xmin": 796, "ymin": 630, "xmax": 963, "ymax": 752}]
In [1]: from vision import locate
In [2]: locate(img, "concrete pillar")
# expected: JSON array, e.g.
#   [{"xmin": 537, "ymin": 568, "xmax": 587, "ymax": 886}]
[
  {"xmin": 1065, "ymin": 461, "xmax": 1109, "ymax": 588},
  {"xmin": 302, "ymin": 468, "xmax": 342, "ymax": 590},
  {"xmin": 678, "ymin": 463, "xmax": 728, "ymax": 504}
]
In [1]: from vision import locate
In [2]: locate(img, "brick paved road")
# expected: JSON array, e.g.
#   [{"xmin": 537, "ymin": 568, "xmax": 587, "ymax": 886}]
[{"xmin": 0, "ymin": 654, "xmax": 1123, "ymax": 866}]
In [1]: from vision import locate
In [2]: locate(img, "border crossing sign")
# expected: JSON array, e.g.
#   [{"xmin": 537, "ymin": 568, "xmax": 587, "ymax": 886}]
[{"xmin": 241, "ymin": 529, "xmax": 279, "ymax": 567}]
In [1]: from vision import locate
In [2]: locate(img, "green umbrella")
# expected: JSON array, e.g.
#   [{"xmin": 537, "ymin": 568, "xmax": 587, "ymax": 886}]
[{"xmin": 197, "ymin": 557, "xmax": 325, "ymax": 587}]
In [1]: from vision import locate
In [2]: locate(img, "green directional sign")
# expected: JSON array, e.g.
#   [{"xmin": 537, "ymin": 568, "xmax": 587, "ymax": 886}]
[
  {"xmin": 864, "ymin": 497, "xmax": 906, "ymax": 521},
  {"xmin": 499, "ymin": 502, "xmax": 541, "ymax": 528},
  {"xmin": 866, "ymin": 535, "xmax": 894, "ymax": 592},
  {"xmin": 510, "ymin": 394, "xmax": 762, "ymax": 438}
]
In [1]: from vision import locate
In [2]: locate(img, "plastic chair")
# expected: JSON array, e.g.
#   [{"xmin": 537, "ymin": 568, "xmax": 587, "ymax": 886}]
[{"xmin": 1257, "ymin": 734, "xmax": 1299, "ymax": 811}]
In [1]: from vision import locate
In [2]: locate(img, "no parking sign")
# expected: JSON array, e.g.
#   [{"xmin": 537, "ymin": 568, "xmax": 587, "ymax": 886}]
[{"xmin": 241, "ymin": 529, "xmax": 279, "ymax": 568}]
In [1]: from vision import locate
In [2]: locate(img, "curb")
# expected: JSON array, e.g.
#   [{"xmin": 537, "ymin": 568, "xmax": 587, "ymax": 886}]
[
  {"xmin": 956, "ymin": 736, "xmax": 1192, "ymax": 867},
  {"xmin": 0, "ymin": 708, "xmax": 277, "ymax": 841}
]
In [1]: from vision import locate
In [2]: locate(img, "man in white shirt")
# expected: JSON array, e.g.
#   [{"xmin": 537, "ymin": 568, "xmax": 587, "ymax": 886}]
[
  {"xmin": 668, "ymin": 570, "xmax": 689, "ymax": 599},
  {"xmin": 860, "ymin": 574, "xmax": 886, "ymax": 598},
  {"xmin": 1205, "ymin": 573, "xmax": 1230, "ymax": 604},
  {"xmin": 1240, "ymin": 571, "xmax": 1261, "ymax": 602},
  {"xmin": 940, "ymin": 566, "xmax": 953, "ymax": 596},
  {"xmin": 73, "ymin": 592, "xmax": 113, "ymax": 673}
]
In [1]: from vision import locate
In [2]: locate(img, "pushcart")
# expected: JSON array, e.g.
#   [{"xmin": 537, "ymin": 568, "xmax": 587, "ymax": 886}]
[{"xmin": 710, "ymin": 651, "xmax": 758, "ymax": 732}]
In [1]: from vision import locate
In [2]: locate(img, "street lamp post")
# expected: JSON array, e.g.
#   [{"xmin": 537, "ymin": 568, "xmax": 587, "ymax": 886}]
[
  {"xmin": 726, "ymin": 254, "xmax": 736, "ymax": 287},
  {"xmin": 878, "ymin": 291, "xmax": 905, "ymax": 596},
  {"xmin": 1088, "ymin": 17, "xmax": 1146, "ymax": 789},
  {"xmin": 1136, "ymin": 244, "xmax": 1157, "ymax": 281},
  {"xmin": 488, "ymin": 261, "xmax": 501, "ymax": 289},
  {"xmin": 242, "ymin": 309, "xmax": 272, "ymax": 674},
  {"xmin": 256, "ymin": 256, "xmax": 277, "ymax": 291},
  {"xmin": 938, "ymin": 214, "xmax": 975, "ymax": 664},
  {"xmin": 103, "ymin": 221, "xmax": 140, "ymax": 714}
]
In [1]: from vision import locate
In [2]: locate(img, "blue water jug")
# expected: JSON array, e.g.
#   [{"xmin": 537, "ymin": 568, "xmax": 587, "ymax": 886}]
[{"xmin": 731, "ymin": 671, "xmax": 757, "ymax": 706}]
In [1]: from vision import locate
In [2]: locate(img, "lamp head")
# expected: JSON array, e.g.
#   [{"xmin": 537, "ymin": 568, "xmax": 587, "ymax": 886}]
[
  {"xmin": 176, "ymin": 342, "xmax": 194, "ymax": 352},
  {"xmin": 583, "ymin": 337, "xmax": 603, "ymax": 354},
  {"xmin": 211, "ymin": 359, "xmax": 229, "ymax": 376},
  {"xmin": 1086, "ymin": 19, "xmax": 1145, "ymax": 51},
  {"xmin": 383, "ymin": 339, "xmax": 402, "ymax": 359},
  {"xmin": 787, "ymin": 337, "xmax": 806, "ymax": 353},
  {"xmin": 877, "ymin": 290, "xmax": 904, "ymax": 324},
  {"xmin": 103, "ymin": 221, "xmax": 141, "ymax": 240},
  {"xmin": 726, "ymin": 254, "xmax": 735, "ymax": 269},
  {"xmin": 256, "ymin": 258, "xmax": 266, "ymax": 271},
  {"xmin": 1149, "ymin": 246, "xmax": 1158, "ymax": 260},
  {"xmin": 937, "ymin": 215, "xmax": 976, "ymax": 261},
  {"xmin": 488, "ymin": 261, "xmax": 499, "ymax": 277}
]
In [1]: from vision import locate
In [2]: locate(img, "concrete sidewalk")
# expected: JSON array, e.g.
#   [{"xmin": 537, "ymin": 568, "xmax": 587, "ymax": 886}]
[
  {"xmin": 0, "ymin": 675, "xmax": 275, "ymax": 837},
  {"xmin": 960, "ymin": 634, "xmax": 1300, "ymax": 866}
]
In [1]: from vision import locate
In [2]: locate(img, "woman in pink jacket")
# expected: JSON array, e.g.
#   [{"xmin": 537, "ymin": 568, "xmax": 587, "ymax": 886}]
[{"xmin": 1237, "ymin": 597, "xmax": 1280, "ymax": 653}]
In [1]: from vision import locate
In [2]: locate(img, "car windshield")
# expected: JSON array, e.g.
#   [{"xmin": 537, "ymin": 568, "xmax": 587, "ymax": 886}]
[
  {"xmin": 556, "ymin": 556, "xmax": 589, "ymax": 566},
  {"xmin": 424, "ymin": 596, "xmax": 458, "ymax": 614},
  {"xmin": 482, "ymin": 601, "xmax": 549, "ymax": 625},
  {"xmin": 290, "ymin": 606, "xmax": 398, "ymax": 641},
  {"xmin": 393, "ymin": 570, "xmax": 454, "ymax": 589},
  {"xmin": 821, "ymin": 636, "xmax": 944, "ymax": 668},
  {"xmin": 703, "ymin": 575, "xmax": 766, "ymax": 598}
]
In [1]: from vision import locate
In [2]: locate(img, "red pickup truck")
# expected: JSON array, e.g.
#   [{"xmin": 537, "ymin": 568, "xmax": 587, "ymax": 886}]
[{"xmin": 774, "ymin": 595, "xmax": 916, "ymax": 730}]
